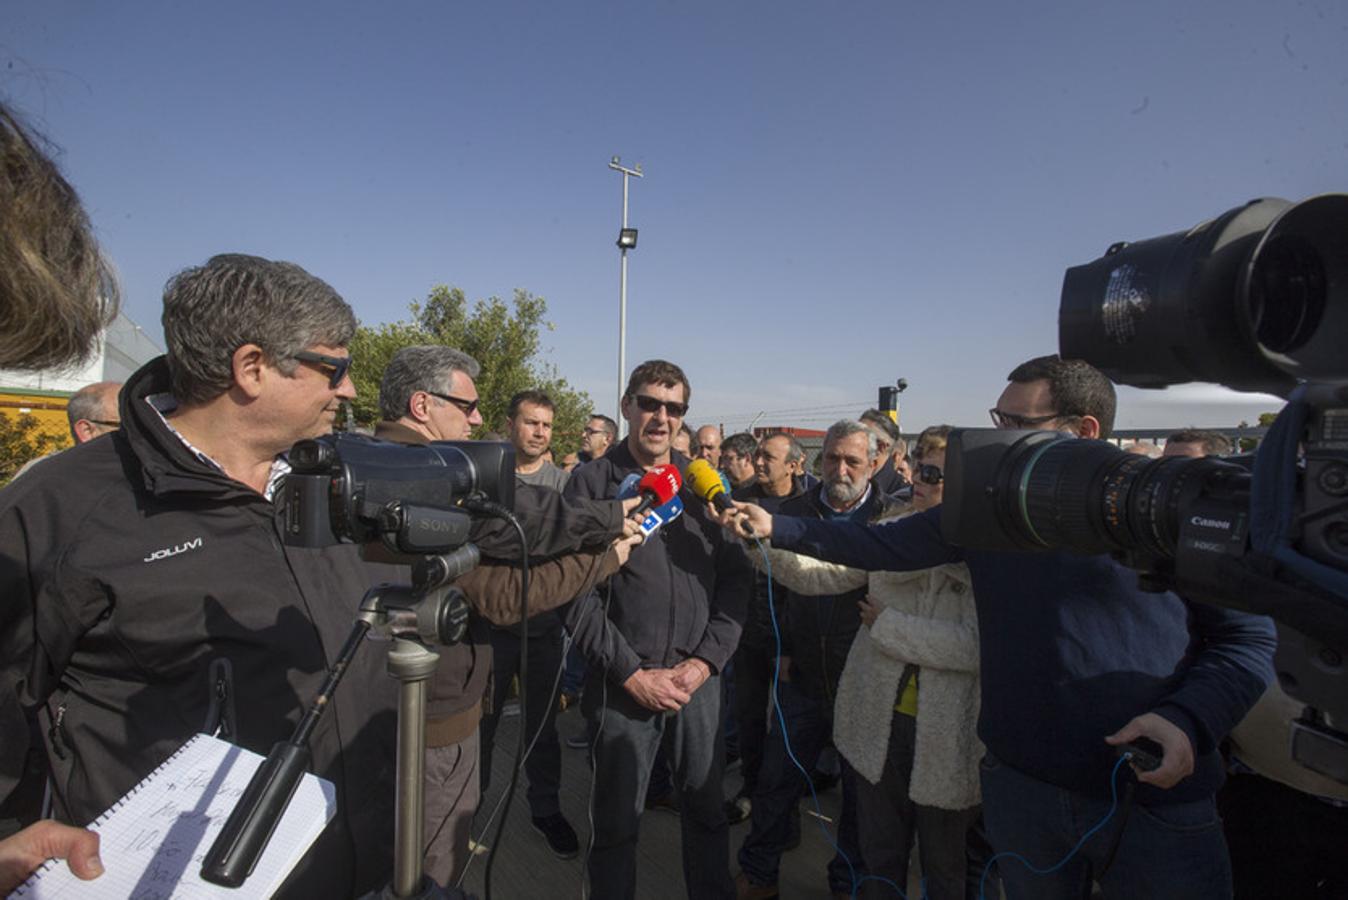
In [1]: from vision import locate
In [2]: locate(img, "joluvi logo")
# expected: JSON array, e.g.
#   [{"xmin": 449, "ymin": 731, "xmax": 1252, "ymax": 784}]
[{"xmin": 143, "ymin": 537, "xmax": 204, "ymax": 563}]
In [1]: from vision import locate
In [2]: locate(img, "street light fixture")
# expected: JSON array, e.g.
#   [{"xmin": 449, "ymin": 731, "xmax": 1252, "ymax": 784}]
[{"xmin": 608, "ymin": 155, "xmax": 643, "ymax": 433}]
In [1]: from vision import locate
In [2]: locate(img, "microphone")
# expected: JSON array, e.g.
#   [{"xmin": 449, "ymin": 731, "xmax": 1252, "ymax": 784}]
[
  {"xmin": 686, "ymin": 458, "xmax": 733, "ymax": 513},
  {"xmin": 631, "ymin": 464, "xmax": 683, "ymax": 517},
  {"xmin": 638, "ymin": 494, "xmax": 684, "ymax": 538},
  {"xmin": 686, "ymin": 458, "xmax": 753, "ymax": 536}
]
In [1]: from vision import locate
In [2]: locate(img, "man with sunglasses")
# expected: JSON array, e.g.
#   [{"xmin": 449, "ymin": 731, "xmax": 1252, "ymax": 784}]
[
  {"xmin": 564, "ymin": 359, "xmax": 752, "ymax": 900},
  {"xmin": 0, "ymin": 254, "xmax": 407, "ymax": 897},
  {"xmin": 375, "ymin": 345, "xmax": 646, "ymax": 886},
  {"xmin": 724, "ymin": 355, "xmax": 1276, "ymax": 900}
]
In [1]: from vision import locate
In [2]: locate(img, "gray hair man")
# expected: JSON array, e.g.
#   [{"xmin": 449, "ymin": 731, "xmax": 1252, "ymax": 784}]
[
  {"xmin": 378, "ymin": 345, "xmax": 483, "ymax": 441},
  {"xmin": 0, "ymin": 253, "xmax": 400, "ymax": 897},
  {"xmin": 65, "ymin": 381, "xmax": 122, "ymax": 443},
  {"xmin": 375, "ymin": 346, "xmax": 639, "ymax": 879}
]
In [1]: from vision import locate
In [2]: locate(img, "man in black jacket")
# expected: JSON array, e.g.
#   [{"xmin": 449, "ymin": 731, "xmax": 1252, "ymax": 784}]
[
  {"xmin": 0, "ymin": 254, "xmax": 402, "ymax": 897},
  {"xmin": 724, "ymin": 433, "xmax": 808, "ymax": 825},
  {"xmin": 565, "ymin": 359, "xmax": 752, "ymax": 900}
]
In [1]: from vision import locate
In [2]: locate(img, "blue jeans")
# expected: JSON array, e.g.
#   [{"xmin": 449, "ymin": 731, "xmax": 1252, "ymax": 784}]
[
  {"xmin": 979, "ymin": 753, "xmax": 1232, "ymax": 900},
  {"xmin": 738, "ymin": 679, "xmax": 862, "ymax": 894}
]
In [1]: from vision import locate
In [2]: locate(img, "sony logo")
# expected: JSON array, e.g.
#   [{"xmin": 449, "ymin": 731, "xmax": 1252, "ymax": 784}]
[
  {"xmin": 1190, "ymin": 516, "xmax": 1232, "ymax": 530},
  {"xmin": 143, "ymin": 537, "xmax": 204, "ymax": 563}
]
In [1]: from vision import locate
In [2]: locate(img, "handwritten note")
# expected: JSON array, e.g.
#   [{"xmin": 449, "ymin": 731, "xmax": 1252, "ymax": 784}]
[{"xmin": 9, "ymin": 734, "xmax": 335, "ymax": 899}]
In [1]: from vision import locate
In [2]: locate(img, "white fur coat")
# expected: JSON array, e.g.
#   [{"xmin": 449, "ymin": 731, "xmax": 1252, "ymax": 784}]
[{"xmin": 762, "ymin": 520, "xmax": 983, "ymax": 810}]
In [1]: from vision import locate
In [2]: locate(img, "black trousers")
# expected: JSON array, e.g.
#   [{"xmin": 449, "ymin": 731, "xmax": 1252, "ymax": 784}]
[{"xmin": 478, "ymin": 625, "xmax": 565, "ymax": 818}]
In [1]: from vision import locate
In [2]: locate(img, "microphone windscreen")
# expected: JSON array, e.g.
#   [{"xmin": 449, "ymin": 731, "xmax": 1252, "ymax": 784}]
[
  {"xmin": 686, "ymin": 458, "xmax": 729, "ymax": 503},
  {"xmin": 638, "ymin": 464, "xmax": 683, "ymax": 504}
]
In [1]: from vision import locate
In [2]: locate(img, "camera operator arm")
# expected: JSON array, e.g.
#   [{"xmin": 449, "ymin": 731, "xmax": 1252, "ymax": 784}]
[
  {"xmin": 1144, "ymin": 602, "xmax": 1277, "ymax": 761},
  {"xmin": 470, "ymin": 484, "xmax": 625, "ymax": 561},
  {"xmin": 772, "ymin": 506, "xmax": 963, "ymax": 573},
  {"xmin": 457, "ymin": 546, "xmax": 620, "ymax": 628}
]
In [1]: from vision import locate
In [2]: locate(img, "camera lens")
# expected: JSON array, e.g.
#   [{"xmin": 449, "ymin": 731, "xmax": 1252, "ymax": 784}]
[
  {"xmin": 1247, "ymin": 234, "xmax": 1327, "ymax": 355},
  {"xmin": 990, "ymin": 437, "xmax": 1245, "ymax": 562}
]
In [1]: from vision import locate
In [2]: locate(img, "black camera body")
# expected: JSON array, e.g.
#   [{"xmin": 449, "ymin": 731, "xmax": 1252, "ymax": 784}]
[
  {"xmin": 281, "ymin": 432, "xmax": 516, "ymax": 558},
  {"xmin": 944, "ymin": 194, "xmax": 1348, "ymax": 783}
]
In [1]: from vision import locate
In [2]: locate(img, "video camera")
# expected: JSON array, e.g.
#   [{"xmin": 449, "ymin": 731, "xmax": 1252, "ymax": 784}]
[
  {"xmin": 281, "ymin": 432, "xmax": 516, "ymax": 557},
  {"xmin": 942, "ymin": 194, "xmax": 1348, "ymax": 783}
]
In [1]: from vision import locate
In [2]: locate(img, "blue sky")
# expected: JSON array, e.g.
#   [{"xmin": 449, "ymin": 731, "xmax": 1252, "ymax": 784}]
[{"xmin": 5, "ymin": 0, "xmax": 1344, "ymax": 433}]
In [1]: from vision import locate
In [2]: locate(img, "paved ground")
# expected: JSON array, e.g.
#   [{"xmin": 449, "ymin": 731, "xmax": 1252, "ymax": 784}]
[{"xmin": 455, "ymin": 702, "xmax": 928, "ymax": 899}]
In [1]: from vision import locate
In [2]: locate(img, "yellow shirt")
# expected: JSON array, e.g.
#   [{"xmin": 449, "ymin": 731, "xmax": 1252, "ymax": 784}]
[{"xmin": 894, "ymin": 670, "xmax": 918, "ymax": 717}]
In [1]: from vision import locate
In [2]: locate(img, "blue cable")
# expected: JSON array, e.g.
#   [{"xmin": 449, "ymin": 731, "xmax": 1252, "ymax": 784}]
[
  {"xmin": 976, "ymin": 755, "xmax": 1131, "ymax": 900},
  {"xmin": 756, "ymin": 537, "xmax": 910, "ymax": 900},
  {"xmin": 757, "ymin": 535, "xmax": 1133, "ymax": 900}
]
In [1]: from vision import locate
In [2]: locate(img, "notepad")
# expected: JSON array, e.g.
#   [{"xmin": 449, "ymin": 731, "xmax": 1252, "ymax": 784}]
[{"xmin": 8, "ymin": 733, "xmax": 336, "ymax": 899}]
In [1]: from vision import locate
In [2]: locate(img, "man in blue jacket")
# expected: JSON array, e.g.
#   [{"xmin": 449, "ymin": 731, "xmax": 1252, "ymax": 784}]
[
  {"xmin": 726, "ymin": 355, "xmax": 1276, "ymax": 900},
  {"xmin": 565, "ymin": 359, "xmax": 751, "ymax": 900}
]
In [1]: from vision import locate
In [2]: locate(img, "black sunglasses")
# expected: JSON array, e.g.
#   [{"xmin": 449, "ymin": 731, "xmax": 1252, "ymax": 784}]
[
  {"xmin": 631, "ymin": 394, "xmax": 689, "ymax": 418},
  {"xmin": 293, "ymin": 350, "xmax": 352, "ymax": 389},
  {"xmin": 915, "ymin": 463, "xmax": 944, "ymax": 486},
  {"xmin": 426, "ymin": 390, "xmax": 480, "ymax": 417},
  {"xmin": 989, "ymin": 408, "xmax": 1060, "ymax": 430}
]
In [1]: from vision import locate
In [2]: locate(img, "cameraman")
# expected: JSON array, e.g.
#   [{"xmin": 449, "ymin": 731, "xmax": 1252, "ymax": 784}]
[
  {"xmin": 725, "ymin": 355, "xmax": 1276, "ymax": 900},
  {"xmin": 374, "ymin": 345, "xmax": 642, "ymax": 886},
  {"xmin": 0, "ymin": 254, "xmax": 404, "ymax": 897}
]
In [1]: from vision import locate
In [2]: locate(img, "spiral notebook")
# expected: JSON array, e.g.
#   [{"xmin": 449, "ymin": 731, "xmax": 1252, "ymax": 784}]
[{"xmin": 8, "ymin": 733, "xmax": 336, "ymax": 899}]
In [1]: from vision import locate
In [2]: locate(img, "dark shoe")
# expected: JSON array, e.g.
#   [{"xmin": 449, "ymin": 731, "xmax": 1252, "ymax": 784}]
[
  {"xmin": 643, "ymin": 790, "xmax": 680, "ymax": 814},
  {"xmin": 724, "ymin": 792, "xmax": 751, "ymax": 825},
  {"xmin": 734, "ymin": 871, "xmax": 779, "ymax": 899},
  {"xmin": 531, "ymin": 812, "xmax": 579, "ymax": 859}
]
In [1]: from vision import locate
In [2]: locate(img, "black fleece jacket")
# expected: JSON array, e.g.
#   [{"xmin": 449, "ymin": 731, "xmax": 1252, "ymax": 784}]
[
  {"xmin": 563, "ymin": 442, "xmax": 751, "ymax": 685},
  {"xmin": 0, "ymin": 357, "xmax": 403, "ymax": 897}
]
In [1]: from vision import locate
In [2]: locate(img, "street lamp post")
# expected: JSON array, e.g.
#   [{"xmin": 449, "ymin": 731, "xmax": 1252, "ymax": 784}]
[{"xmin": 609, "ymin": 155, "xmax": 642, "ymax": 434}]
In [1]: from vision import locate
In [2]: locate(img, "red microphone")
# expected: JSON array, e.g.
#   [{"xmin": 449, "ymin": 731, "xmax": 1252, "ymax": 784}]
[{"xmin": 632, "ymin": 464, "xmax": 683, "ymax": 516}]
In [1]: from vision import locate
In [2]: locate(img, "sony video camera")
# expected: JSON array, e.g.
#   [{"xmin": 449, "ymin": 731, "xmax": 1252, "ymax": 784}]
[
  {"xmin": 942, "ymin": 194, "xmax": 1348, "ymax": 782},
  {"xmin": 280, "ymin": 432, "xmax": 516, "ymax": 558}
]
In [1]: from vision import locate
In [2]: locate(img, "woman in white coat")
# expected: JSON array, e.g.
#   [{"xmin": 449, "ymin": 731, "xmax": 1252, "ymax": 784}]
[{"xmin": 763, "ymin": 426, "xmax": 982, "ymax": 900}]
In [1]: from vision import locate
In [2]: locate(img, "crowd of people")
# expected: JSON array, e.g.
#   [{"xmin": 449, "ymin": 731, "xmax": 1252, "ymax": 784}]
[{"xmin": 0, "ymin": 97, "xmax": 1341, "ymax": 900}]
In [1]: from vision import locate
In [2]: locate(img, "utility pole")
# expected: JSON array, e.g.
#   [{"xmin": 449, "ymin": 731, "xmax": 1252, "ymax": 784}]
[{"xmin": 609, "ymin": 156, "xmax": 642, "ymax": 435}]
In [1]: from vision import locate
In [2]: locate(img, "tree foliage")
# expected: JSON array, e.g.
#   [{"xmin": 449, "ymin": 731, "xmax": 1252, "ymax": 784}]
[
  {"xmin": 0, "ymin": 412, "xmax": 70, "ymax": 485},
  {"xmin": 347, "ymin": 286, "xmax": 593, "ymax": 453}
]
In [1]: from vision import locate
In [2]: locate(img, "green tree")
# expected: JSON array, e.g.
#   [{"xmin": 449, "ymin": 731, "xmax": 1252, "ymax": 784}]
[
  {"xmin": 347, "ymin": 286, "xmax": 593, "ymax": 454},
  {"xmin": 0, "ymin": 412, "xmax": 70, "ymax": 485}
]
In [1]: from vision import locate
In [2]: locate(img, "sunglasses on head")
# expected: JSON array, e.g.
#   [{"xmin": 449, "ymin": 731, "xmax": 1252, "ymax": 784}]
[
  {"xmin": 915, "ymin": 462, "xmax": 944, "ymax": 486},
  {"xmin": 631, "ymin": 394, "xmax": 689, "ymax": 418},
  {"xmin": 293, "ymin": 350, "xmax": 352, "ymax": 389}
]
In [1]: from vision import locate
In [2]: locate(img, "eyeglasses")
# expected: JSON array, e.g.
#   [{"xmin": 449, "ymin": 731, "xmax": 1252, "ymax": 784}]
[
  {"xmin": 425, "ymin": 390, "xmax": 480, "ymax": 417},
  {"xmin": 631, "ymin": 394, "xmax": 689, "ymax": 418},
  {"xmin": 293, "ymin": 350, "xmax": 352, "ymax": 389},
  {"xmin": 89, "ymin": 419, "xmax": 121, "ymax": 428},
  {"xmin": 582, "ymin": 427, "xmax": 608, "ymax": 437},
  {"xmin": 915, "ymin": 463, "xmax": 944, "ymax": 486},
  {"xmin": 989, "ymin": 408, "xmax": 1061, "ymax": 430}
]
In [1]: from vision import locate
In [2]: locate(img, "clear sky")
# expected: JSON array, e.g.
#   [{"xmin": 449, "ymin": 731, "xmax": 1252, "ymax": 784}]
[{"xmin": 5, "ymin": 0, "xmax": 1344, "ymax": 434}]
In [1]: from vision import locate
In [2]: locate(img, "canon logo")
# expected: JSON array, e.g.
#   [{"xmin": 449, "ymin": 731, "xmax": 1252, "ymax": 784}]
[{"xmin": 1190, "ymin": 516, "xmax": 1231, "ymax": 531}]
